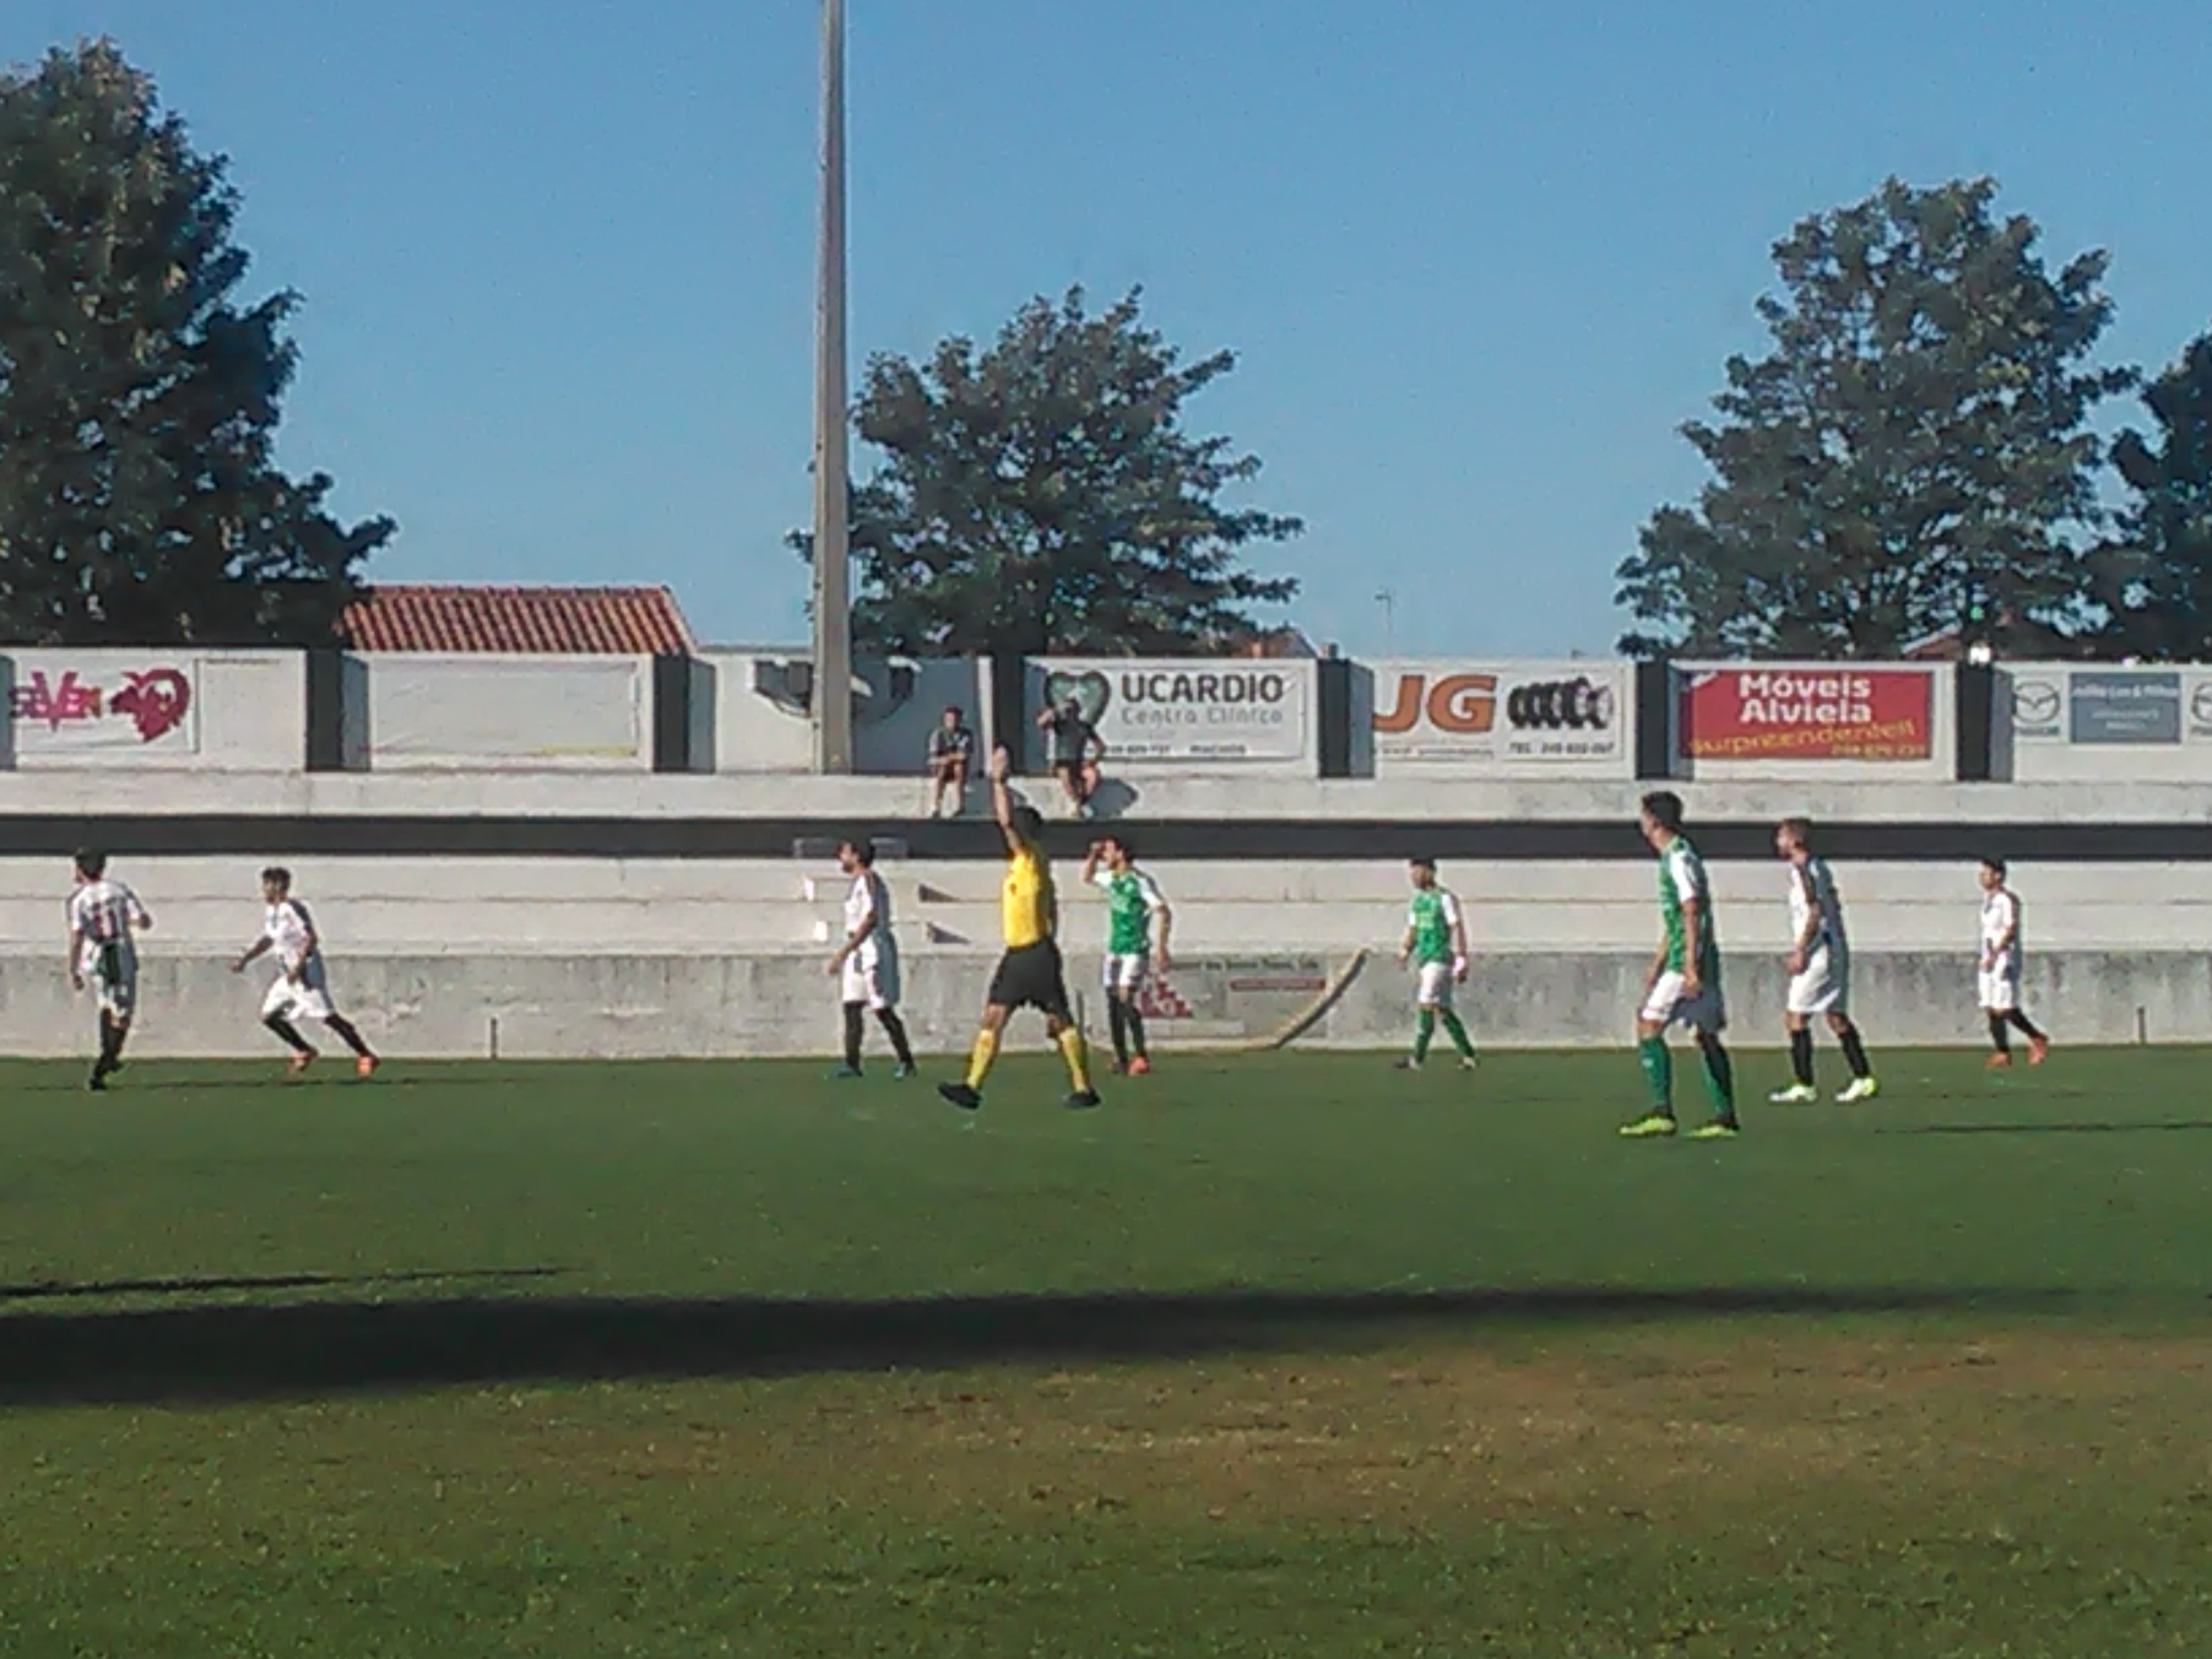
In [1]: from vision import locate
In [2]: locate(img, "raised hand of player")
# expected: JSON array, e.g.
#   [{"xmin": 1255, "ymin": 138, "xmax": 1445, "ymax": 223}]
[{"xmin": 989, "ymin": 745, "xmax": 1012, "ymax": 783}]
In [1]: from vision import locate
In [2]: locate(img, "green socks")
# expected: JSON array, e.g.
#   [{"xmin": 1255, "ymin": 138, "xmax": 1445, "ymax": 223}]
[
  {"xmin": 1637, "ymin": 1035, "xmax": 1673, "ymax": 1111},
  {"xmin": 1414, "ymin": 1008, "xmax": 1436, "ymax": 1061},
  {"xmin": 1439, "ymin": 1008, "xmax": 1475, "ymax": 1059}
]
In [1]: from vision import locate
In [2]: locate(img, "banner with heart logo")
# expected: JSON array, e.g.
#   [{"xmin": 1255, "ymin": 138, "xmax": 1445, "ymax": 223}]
[
  {"xmin": 1030, "ymin": 659, "xmax": 1313, "ymax": 764},
  {"xmin": 5, "ymin": 653, "xmax": 199, "ymax": 755}
]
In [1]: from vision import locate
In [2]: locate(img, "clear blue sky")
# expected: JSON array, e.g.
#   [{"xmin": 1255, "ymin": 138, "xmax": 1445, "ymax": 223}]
[{"xmin": 11, "ymin": 1, "xmax": 2211, "ymax": 655}]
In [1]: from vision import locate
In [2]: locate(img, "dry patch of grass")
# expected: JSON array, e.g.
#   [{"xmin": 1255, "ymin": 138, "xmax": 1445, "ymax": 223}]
[{"xmin": 516, "ymin": 1324, "xmax": 2212, "ymax": 1533}]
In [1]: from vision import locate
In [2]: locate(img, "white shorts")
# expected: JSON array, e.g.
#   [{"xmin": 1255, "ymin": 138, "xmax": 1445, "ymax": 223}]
[
  {"xmin": 840, "ymin": 950, "xmax": 900, "ymax": 1012},
  {"xmin": 1414, "ymin": 960, "xmax": 1462, "ymax": 1007},
  {"xmin": 1641, "ymin": 969, "xmax": 1727, "ymax": 1034},
  {"xmin": 264, "ymin": 961, "xmax": 335, "ymax": 1024},
  {"xmin": 1103, "ymin": 952, "xmax": 1150, "ymax": 995},
  {"xmin": 1786, "ymin": 945, "xmax": 1849, "ymax": 1016},
  {"xmin": 1978, "ymin": 966, "xmax": 2020, "ymax": 1013}
]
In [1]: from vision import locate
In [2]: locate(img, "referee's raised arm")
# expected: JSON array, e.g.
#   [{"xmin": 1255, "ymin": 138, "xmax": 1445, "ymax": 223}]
[{"xmin": 989, "ymin": 745, "xmax": 1021, "ymax": 853}]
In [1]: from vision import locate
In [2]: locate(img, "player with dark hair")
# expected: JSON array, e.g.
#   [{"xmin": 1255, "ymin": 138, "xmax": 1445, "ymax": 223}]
[
  {"xmin": 1081, "ymin": 834, "xmax": 1172, "ymax": 1075},
  {"xmin": 1769, "ymin": 817, "xmax": 1879, "ymax": 1103},
  {"xmin": 1621, "ymin": 791, "xmax": 1740, "ymax": 1140},
  {"xmin": 231, "ymin": 867, "xmax": 378, "ymax": 1077},
  {"xmin": 828, "ymin": 837, "xmax": 916, "ymax": 1078},
  {"xmin": 67, "ymin": 849, "xmax": 152, "ymax": 1091},
  {"xmin": 1395, "ymin": 856, "xmax": 1477, "ymax": 1070},
  {"xmin": 1978, "ymin": 857, "xmax": 2049, "ymax": 1068},
  {"xmin": 939, "ymin": 747, "xmax": 1099, "ymax": 1111}
]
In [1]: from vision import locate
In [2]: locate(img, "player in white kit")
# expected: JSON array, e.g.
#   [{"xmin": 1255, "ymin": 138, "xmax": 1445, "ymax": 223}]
[
  {"xmin": 66, "ymin": 849, "xmax": 153, "ymax": 1091},
  {"xmin": 827, "ymin": 839, "xmax": 917, "ymax": 1079},
  {"xmin": 1768, "ymin": 819, "xmax": 1879, "ymax": 1103},
  {"xmin": 1978, "ymin": 857, "xmax": 2048, "ymax": 1069},
  {"xmin": 230, "ymin": 868, "xmax": 378, "ymax": 1077}
]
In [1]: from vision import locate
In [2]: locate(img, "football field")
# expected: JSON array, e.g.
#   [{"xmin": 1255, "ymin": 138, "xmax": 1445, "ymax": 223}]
[{"xmin": 2, "ymin": 1046, "xmax": 2209, "ymax": 1656}]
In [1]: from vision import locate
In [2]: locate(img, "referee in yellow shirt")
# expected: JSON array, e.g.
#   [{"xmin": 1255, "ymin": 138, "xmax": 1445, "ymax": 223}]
[{"xmin": 939, "ymin": 745, "xmax": 1101, "ymax": 1111}]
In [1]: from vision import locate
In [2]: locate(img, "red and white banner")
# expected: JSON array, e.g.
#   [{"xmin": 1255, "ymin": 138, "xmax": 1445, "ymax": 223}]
[
  {"xmin": 1678, "ymin": 667, "xmax": 1933, "ymax": 762},
  {"xmin": 6, "ymin": 655, "xmax": 198, "ymax": 756}
]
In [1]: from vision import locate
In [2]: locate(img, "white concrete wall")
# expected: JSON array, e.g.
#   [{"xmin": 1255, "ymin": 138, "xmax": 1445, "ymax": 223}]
[
  {"xmin": 359, "ymin": 654, "xmax": 652, "ymax": 771},
  {"xmin": 3, "ymin": 764, "xmax": 2212, "ymax": 823},
  {"xmin": 0, "ymin": 853, "xmax": 2199, "ymax": 1059},
  {"xmin": 1, "ymin": 650, "xmax": 301, "ymax": 771},
  {"xmin": 701, "ymin": 652, "xmax": 987, "ymax": 776},
  {"xmin": 0, "ymin": 945, "xmax": 2196, "ymax": 1060}
]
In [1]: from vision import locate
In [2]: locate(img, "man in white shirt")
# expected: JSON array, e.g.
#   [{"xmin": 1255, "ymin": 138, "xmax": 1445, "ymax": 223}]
[
  {"xmin": 231, "ymin": 867, "xmax": 378, "ymax": 1078},
  {"xmin": 1768, "ymin": 818, "xmax": 1879, "ymax": 1104},
  {"xmin": 67, "ymin": 849, "xmax": 153, "ymax": 1091},
  {"xmin": 827, "ymin": 839, "xmax": 916, "ymax": 1079},
  {"xmin": 1978, "ymin": 857, "xmax": 2049, "ymax": 1069}
]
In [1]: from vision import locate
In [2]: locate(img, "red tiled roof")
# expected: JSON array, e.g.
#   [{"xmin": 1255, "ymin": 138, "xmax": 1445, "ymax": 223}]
[{"xmin": 340, "ymin": 585, "xmax": 697, "ymax": 655}]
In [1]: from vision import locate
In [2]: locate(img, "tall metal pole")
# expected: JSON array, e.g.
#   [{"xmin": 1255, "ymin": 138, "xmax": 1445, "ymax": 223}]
[{"xmin": 811, "ymin": 0, "xmax": 854, "ymax": 773}]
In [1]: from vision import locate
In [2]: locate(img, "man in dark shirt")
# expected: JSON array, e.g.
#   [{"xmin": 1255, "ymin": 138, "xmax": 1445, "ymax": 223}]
[
  {"xmin": 1038, "ymin": 698, "xmax": 1103, "ymax": 819},
  {"xmin": 925, "ymin": 705, "xmax": 975, "ymax": 818}
]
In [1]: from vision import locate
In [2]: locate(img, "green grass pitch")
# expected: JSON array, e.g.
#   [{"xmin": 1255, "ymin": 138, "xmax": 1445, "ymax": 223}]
[{"xmin": 2, "ymin": 1046, "xmax": 2209, "ymax": 1656}]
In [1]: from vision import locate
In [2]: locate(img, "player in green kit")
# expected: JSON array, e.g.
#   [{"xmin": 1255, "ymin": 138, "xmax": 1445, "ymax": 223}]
[
  {"xmin": 1081, "ymin": 837, "xmax": 1172, "ymax": 1075},
  {"xmin": 1395, "ymin": 857, "xmax": 1477, "ymax": 1070},
  {"xmin": 1621, "ymin": 791, "xmax": 1740, "ymax": 1141}
]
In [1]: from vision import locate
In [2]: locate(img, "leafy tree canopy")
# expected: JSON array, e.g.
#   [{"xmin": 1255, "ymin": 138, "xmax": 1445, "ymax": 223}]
[
  {"xmin": 796, "ymin": 287, "xmax": 1300, "ymax": 656},
  {"xmin": 0, "ymin": 39, "xmax": 391, "ymax": 646},
  {"xmin": 1616, "ymin": 177, "xmax": 2127, "ymax": 659},
  {"xmin": 2097, "ymin": 331, "xmax": 2212, "ymax": 659}
]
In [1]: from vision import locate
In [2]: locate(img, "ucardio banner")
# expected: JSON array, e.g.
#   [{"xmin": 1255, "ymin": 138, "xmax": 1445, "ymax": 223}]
[
  {"xmin": 1678, "ymin": 665, "xmax": 1935, "ymax": 762},
  {"xmin": 1028, "ymin": 659, "xmax": 1313, "ymax": 764},
  {"xmin": 1368, "ymin": 660, "xmax": 1629, "ymax": 772}
]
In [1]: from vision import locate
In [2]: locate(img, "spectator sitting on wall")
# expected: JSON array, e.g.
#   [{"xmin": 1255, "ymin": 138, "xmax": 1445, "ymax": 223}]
[
  {"xmin": 1038, "ymin": 697, "xmax": 1104, "ymax": 819},
  {"xmin": 926, "ymin": 705, "xmax": 976, "ymax": 818}
]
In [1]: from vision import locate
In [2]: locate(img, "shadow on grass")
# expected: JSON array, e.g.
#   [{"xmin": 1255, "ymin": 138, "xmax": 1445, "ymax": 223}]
[
  {"xmin": 0, "ymin": 1267, "xmax": 570, "ymax": 1303},
  {"xmin": 0, "ymin": 1283, "xmax": 2097, "ymax": 1408},
  {"xmin": 1889, "ymin": 1121, "xmax": 2212, "ymax": 1136}
]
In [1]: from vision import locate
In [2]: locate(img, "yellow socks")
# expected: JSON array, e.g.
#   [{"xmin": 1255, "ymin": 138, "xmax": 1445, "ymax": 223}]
[
  {"xmin": 965, "ymin": 1029, "xmax": 1000, "ymax": 1090},
  {"xmin": 1055, "ymin": 1026, "xmax": 1092, "ymax": 1093}
]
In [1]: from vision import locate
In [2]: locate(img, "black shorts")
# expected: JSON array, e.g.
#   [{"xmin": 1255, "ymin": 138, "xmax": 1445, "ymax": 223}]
[{"xmin": 988, "ymin": 940, "xmax": 1071, "ymax": 1017}]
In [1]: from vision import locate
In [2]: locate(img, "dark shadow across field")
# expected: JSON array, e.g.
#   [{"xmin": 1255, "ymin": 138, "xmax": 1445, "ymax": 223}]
[{"xmin": 0, "ymin": 1282, "xmax": 2096, "ymax": 1408}]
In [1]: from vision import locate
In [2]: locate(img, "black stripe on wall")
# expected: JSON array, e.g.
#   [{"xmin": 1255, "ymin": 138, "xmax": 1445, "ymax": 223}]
[{"xmin": 3, "ymin": 815, "xmax": 2212, "ymax": 862}]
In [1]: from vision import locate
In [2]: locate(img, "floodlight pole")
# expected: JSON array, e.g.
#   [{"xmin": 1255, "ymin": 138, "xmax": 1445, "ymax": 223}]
[{"xmin": 811, "ymin": 0, "xmax": 854, "ymax": 773}]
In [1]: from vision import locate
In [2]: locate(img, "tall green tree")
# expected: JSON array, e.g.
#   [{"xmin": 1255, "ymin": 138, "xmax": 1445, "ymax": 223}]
[
  {"xmin": 1616, "ymin": 178, "xmax": 2129, "ymax": 659},
  {"xmin": 0, "ymin": 39, "xmax": 391, "ymax": 646},
  {"xmin": 2098, "ymin": 331, "xmax": 2212, "ymax": 659},
  {"xmin": 795, "ymin": 287, "xmax": 1300, "ymax": 655}
]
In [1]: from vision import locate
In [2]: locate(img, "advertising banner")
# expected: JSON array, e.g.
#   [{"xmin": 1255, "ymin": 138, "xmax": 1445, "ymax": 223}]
[
  {"xmin": 1678, "ymin": 666, "xmax": 1933, "ymax": 762},
  {"xmin": 2070, "ymin": 671, "xmax": 2182, "ymax": 744},
  {"xmin": 1030, "ymin": 659, "xmax": 1312, "ymax": 763},
  {"xmin": 1370, "ymin": 660, "xmax": 1626, "ymax": 769},
  {"xmin": 5, "ymin": 653, "xmax": 199, "ymax": 758},
  {"xmin": 2011, "ymin": 668, "xmax": 2192, "ymax": 747}
]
